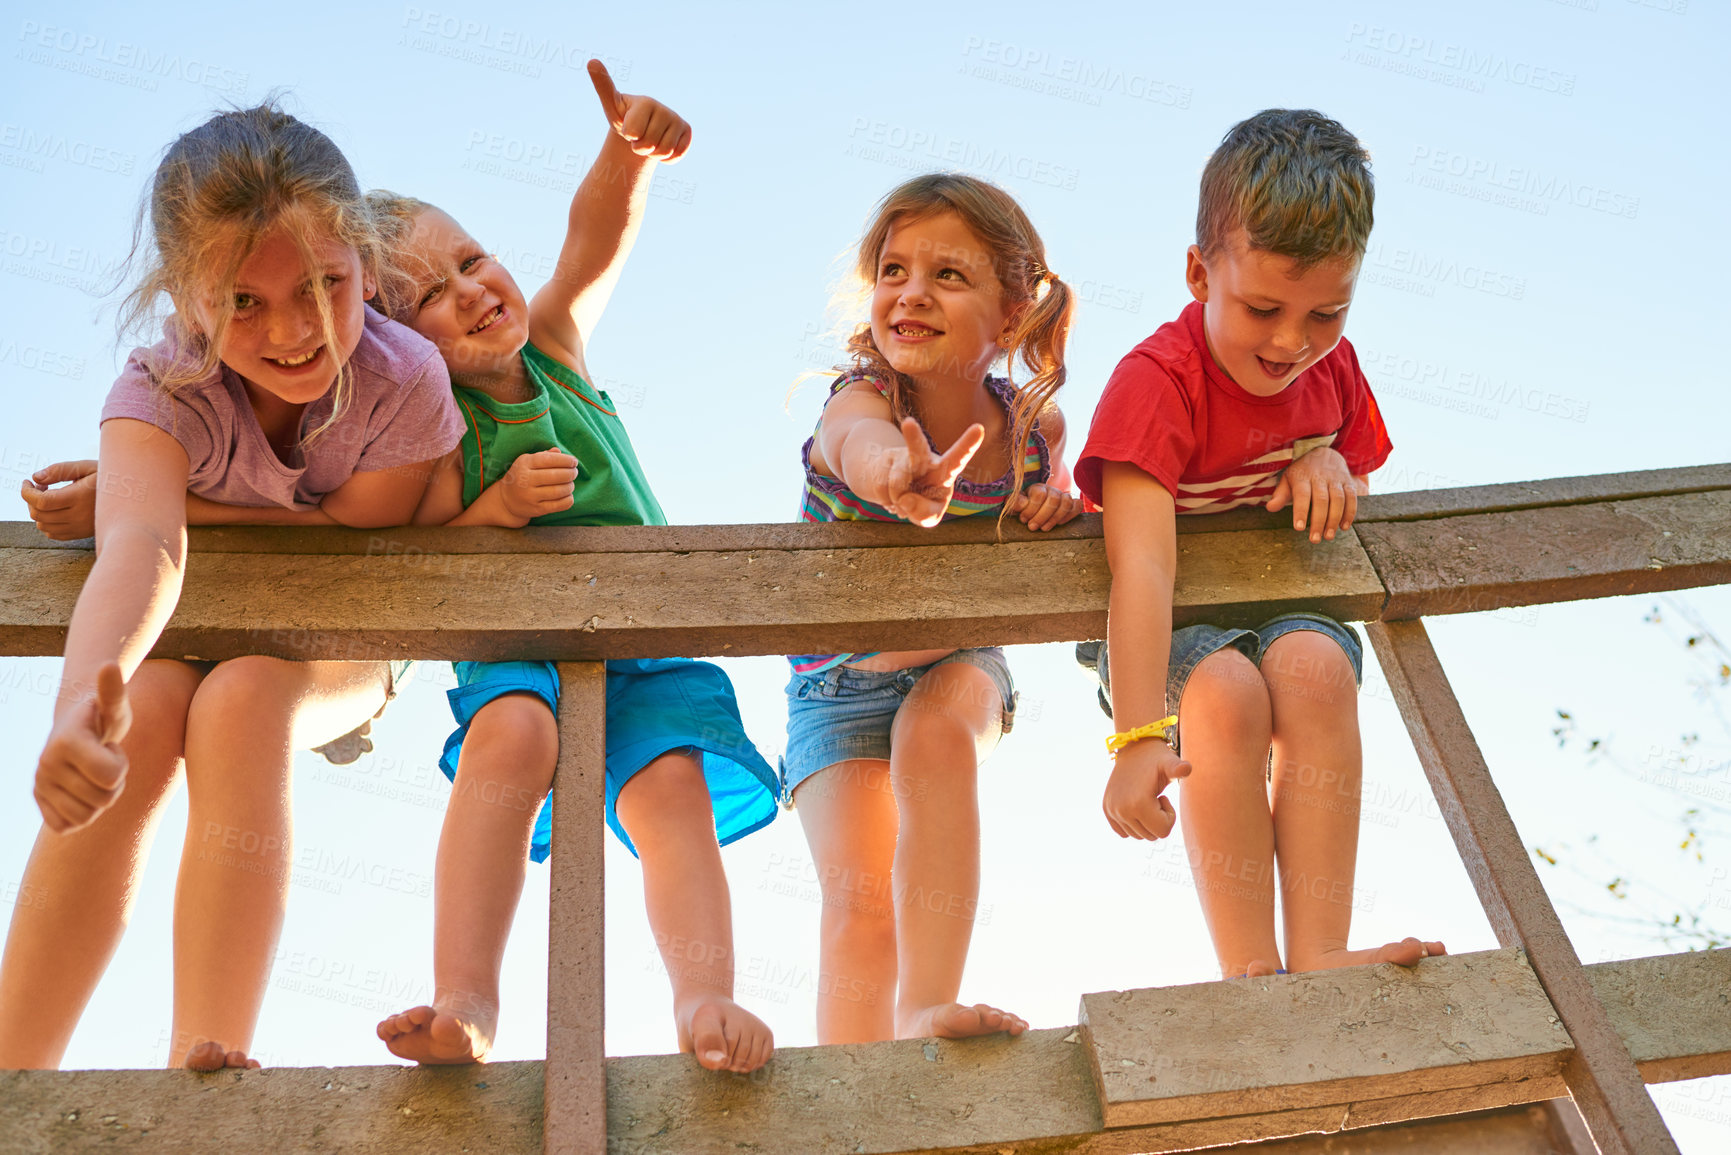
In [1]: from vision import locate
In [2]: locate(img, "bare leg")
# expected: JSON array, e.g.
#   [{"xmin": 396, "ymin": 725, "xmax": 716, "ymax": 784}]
[
  {"xmin": 888, "ymin": 662, "xmax": 1025, "ymax": 1040},
  {"xmin": 174, "ymin": 657, "xmax": 391, "ymax": 1071},
  {"xmin": 377, "ymin": 692, "xmax": 556, "ymax": 1064},
  {"xmin": 0, "ymin": 660, "xmax": 204, "ymax": 1069},
  {"xmin": 1173, "ymin": 648, "xmax": 1283, "ymax": 978},
  {"xmin": 792, "ymin": 759, "xmax": 899, "ymax": 1043},
  {"xmin": 616, "ymin": 751, "xmax": 772, "ymax": 1073},
  {"xmin": 1263, "ymin": 633, "xmax": 1445, "ymax": 972}
]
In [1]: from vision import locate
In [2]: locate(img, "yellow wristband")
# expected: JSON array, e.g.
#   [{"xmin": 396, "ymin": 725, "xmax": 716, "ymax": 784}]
[{"xmin": 1106, "ymin": 716, "xmax": 1178, "ymax": 758}]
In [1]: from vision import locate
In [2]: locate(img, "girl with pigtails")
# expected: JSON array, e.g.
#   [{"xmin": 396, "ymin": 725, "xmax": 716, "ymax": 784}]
[{"xmin": 782, "ymin": 173, "xmax": 1079, "ymax": 1044}]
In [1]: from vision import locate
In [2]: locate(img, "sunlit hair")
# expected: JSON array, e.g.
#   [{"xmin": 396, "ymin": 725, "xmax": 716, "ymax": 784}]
[
  {"xmin": 363, "ymin": 189, "xmax": 437, "ymax": 321},
  {"xmin": 1196, "ymin": 109, "xmax": 1374, "ymax": 270},
  {"xmin": 118, "ymin": 98, "xmax": 392, "ymax": 441},
  {"xmin": 841, "ymin": 173, "xmax": 1073, "ymax": 515}
]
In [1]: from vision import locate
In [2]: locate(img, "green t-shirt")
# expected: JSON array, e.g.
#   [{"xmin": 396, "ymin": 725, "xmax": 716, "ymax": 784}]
[{"xmin": 452, "ymin": 342, "xmax": 666, "ymax": 527}]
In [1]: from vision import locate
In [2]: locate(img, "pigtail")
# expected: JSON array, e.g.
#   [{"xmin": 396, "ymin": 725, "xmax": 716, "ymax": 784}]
[{"xmin": 1001, "ymin": 269, "xmax": 1074, "ymax": 521}]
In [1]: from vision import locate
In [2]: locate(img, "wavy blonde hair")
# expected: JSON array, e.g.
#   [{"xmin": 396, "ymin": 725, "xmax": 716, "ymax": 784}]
[
  {"xmin": 840, "ymin": 173, "xmax": 1073, "ymax": 512},
  {"xmin": 118, "ymin": 99, "xmax": 393, "ymax": 441}
]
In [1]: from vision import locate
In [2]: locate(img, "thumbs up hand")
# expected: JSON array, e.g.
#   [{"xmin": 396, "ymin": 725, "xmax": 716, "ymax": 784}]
[
  {"xmin": 588, "ymin": 59, "xmax": 692, "ymax": 162},
  {"xmin": 35, "ymin": 662, "xmax": 132, "ymax": 833}
]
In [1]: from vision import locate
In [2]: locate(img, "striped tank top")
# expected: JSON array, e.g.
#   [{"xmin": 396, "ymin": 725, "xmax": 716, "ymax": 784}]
[{"xmin": 789, "ymin": 371, "xmax": 1051, "ymax": 675}]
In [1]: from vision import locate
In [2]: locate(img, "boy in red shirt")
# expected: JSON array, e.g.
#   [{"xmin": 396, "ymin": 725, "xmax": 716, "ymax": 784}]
[{"xmin": 1074, "ymin": 109, "xmax": 1445, "ymax": 979}]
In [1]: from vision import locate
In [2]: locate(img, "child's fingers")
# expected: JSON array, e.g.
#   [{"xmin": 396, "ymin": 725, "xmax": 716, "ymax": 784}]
[
  {"xmin": 1265, "ymin": 473, "xmax": 1291, "ymax": 513},
  {"xmin": 35, "ymin": 782, "xmax": 91, "ymax": 833},
  {"xmin": 32, "ymin": 459, "xmax": 98, "ymax": 487},
  {"xmin": 1307, "ymin": 481, "xmax": 1334, "ymax": 543},
  {"xmin": 929, "ymin": 422, "xmax": 986, "ymax": 486},
  {"xmin": 1288, "ymin": 475, "xmax": 1312, "ymax": 532},
  {"xmin": 1321, "ymin": 481, "xmax": 1346, "ymax": 541},
  {"xmin": 620, "ymin": 100, "xmax": 655, "ymax": 147},
  {"xmin": 587, "ymin": 59, "xmax": 625, "ymax": 128},
  {"xmin": 520, "ymin": 449, "xmax": 578, "ymax": 469},
  {"xmin": 94, "ymin": 662, "xmax": 131, "ymax": 747},
  {"xmin": 1341, "ymin": 484, "xmax": 1359, "ymax": 532},
  {"xmin": 898, "ymin": 417, "xmax": 935, "ymax": 476},
  {"xmin": 1017, "ymin": 485, "xmax": 1057, "ymax": 528},
  {"xmin": 663, "ymin": 124, "xmax": 692, "ymax": 164},
  {"xmin": 648, "ymin": 119, "xmax": 682, "ymax": 160}
]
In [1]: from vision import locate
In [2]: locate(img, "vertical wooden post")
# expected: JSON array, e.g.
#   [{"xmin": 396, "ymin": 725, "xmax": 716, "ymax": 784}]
[
  {"xmin": 544, "ymin": 661, "xmax": 608, "ymax": 1155},
  {"xmin": 1367, "ymin": 619, "xmax": 1679, "ymax": 1155}
]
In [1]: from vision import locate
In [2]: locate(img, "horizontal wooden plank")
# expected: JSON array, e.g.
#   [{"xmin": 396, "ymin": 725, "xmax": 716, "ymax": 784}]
[
  {"xmin": 1591, "ymin": 947, "xmax": 1731, "ymax": 1084},
  {"xmin": 0, "ymin": 528, "xmax": 1385, "ymax": 662},
  {"xmin": 1358, "ymin": 489, "xmax": 1731, "ymax": 620},
  {"xmin": 3, "ymin": 950, "xmax": 1723, "ymax": 1154},
  {"xmin": 1351, "ymin": 463, "xmax": 1731, "ymax": 524},
  {"xmin": 3, "ymin": 464, "xmax": 1721, "ymax": 557},
  {"xmin": 1078, "ymin": 948, "xmax": 1571, "ymax": 1129}
]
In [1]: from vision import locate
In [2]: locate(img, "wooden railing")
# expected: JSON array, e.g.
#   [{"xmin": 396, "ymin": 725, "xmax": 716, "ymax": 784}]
[{"xmin": 2, "ymin": 463, "xmax": 1729, "ymax": 1154}]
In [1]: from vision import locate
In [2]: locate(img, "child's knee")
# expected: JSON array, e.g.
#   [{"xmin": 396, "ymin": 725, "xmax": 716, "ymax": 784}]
[
  {"xmin": 1181, "ymin": 648, "xmax": 1271, "ymax": 733},
  {"xmin": 1261, "ymin": 632, "xmax": 1357, "ymax": 711},
  {"xmin": 615, "ymin": 750, "xmax": 711, "ymax": 830},
  {"xmin": 464, "ymin": 693, "xmax": 559, "ymax": 788},
  {"xmin": 192, "ymin": 656, "xmax": 296, "ymax": 722}
]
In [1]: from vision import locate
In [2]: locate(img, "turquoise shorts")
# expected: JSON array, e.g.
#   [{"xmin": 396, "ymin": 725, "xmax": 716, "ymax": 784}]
[{"xmin": 439, "ymin": 658, "xmax": 779, "ymax": 861}]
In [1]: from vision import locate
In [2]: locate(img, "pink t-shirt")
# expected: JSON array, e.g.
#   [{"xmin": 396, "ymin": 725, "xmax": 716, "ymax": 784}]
[{"xmin": 100, "ymin": 308, "xmax": 463, "ymax": 509}]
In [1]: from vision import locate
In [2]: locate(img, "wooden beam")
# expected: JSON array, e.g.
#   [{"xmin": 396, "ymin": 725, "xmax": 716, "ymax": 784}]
[
  {"xmin": 0, "ymin": 528, "xmax": 1384, "ymax": 662},
  {"xmin": 4, "ymin": 463, "xmax": 1724, "ymax": 556},
  {"xmin": 3, "ymin": 950, "xmax": 1723, "ymax": 1153},
  {"xmin": 1366, "ymin": 619, "xmax": 1680, "ymax": 1155},
  {"xmin": 1356, "ymin": 490, "xmax": 1731, "ymax": 619},
  {"xmin": 545, "ymin": 663, "xmax": 607, "ymax": 1155},
  {"xmin": 1078, "ymin": 948, "xmax": 1570, "ymax": 1128}
]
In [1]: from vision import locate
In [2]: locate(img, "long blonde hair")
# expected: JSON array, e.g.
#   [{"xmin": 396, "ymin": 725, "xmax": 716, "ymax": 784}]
[
  {"xmin": 842, "ymin": 173, "xmax": 1074, "ymax": 508},
  {"xmin": 118, "ymin": 99, "xmax": 391, "ymax": 441}
]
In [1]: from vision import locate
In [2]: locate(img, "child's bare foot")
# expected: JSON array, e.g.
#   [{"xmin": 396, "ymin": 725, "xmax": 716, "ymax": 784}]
[
  {"xmin": 1297, "ymin": 937, "xmax": 1448, "ymax": 972},
  {"xmin": 898, "ymin": 1001, "xmax": 1028, "ymax": 1040},
  {"xmin": 675, "ymin": 994, "xmax": 774, "ymax": 1073},
  {"xmin": 377, "ymin": 1002, "xmax": 497, "ymax": 1065},
  {"xmin": 183, "ymin": 1041, "xmax": 260, "ymax": 1071},
  {"xmin": 1230, "ymin": 959, "xmax": 1284, "ymax": 979}
]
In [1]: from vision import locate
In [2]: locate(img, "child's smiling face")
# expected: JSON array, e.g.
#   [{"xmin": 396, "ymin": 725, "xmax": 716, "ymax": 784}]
[
  {"xmin": 1186, "ymin": 229, "xmax": 1359, "ymax": 397},
  {"xmin": 870, "ymin": 211, "xmax": 1013, "ymax": 388},
  {"xmin": 396, "ymin": 207, "xmax": 531, "ymax": 379},
  {"xmin": 193, "ymin": 223, "xmax": 372, "ymax": 405}
]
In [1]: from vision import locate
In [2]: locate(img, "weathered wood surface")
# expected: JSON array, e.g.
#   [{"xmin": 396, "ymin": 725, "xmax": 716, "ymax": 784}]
[
  {"xmin": 0, "ymin": 529, "xmax": 1383, "ymax": 661},
  {"xmin": 4, "ymin": 463, "xmax": 1724, "ymax": 555},
  {"xmin": 545, "ymin": 663, "xmax": 607, "ymax": 1155},
  {"xmin": 1368, "ymin": 620, "xmax": 1681, "ymax": 1155},
  {"xmin": 5, "ymin": 950, "xmax": 1723, "ymax": 1154},
  {"xmin": 1078, "ymin": 948, "xmax": 1570, "ymax": 1129},
  {"xmin": 1357, "ymin": 489, "xmax": 1731, "ymax": 620},
  {"xmin": 1, "ymin": 466, "xmax": 1727, "ymax": 661}
]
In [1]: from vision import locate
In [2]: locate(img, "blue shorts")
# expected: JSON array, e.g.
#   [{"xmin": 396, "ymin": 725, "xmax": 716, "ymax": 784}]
[
  {"xmin": 1076, "ymin": 612, "xmax": 1363, "ymax": 756},
  {"xmin": 780, "ymin": 647, "xmax": 1017, "ymax": 804},
  {"xmin": 439, "ymin": 658, "xmax": 779, "ymax": 862}
]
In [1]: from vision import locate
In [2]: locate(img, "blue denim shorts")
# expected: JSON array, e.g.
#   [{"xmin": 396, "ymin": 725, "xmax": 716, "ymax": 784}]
[
  {"xmin": 440, "ymin": 658, "xmax": 779, "ymax": 862},
  {"xmin": 780, "ymin": 648, "xmax": 1017, "ymax": 805},
  {"xmin": 1076, "ymin": 612, "xmax": 1363, "ymax": 756}
]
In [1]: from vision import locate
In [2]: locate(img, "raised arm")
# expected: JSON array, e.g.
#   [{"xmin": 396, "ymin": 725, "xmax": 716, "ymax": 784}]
[{"xmin": 528, "ymin": 60, "xmax": 692, "ymax": 372}]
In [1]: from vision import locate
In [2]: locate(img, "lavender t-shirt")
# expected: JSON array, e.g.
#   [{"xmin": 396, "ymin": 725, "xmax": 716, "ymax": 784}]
[{"xmin": 100, "ymin": 308, "xmax": 463, "ymax": 509}]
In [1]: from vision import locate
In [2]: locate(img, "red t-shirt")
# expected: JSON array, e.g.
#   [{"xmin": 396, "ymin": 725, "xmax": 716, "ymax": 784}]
[{"xmin": 1076, "ymin": 301, "xmax": 1392, "ymax": 513}]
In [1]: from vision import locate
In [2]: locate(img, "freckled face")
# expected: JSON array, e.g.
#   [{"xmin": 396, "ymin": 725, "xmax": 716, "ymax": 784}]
[
  {"xmin": 869, "ymin": 211, "xmax": 1013, "ymax": 388},
  {"xmin": 395, "ymin": 207, "xmax": 530, "ymax": 380},
  {"xmin": 197, "ymin": 224, "xmax": 371, "ymax": 405},
  {"xmin": 1187, "ymin": 229, "xmax": 1359, "ymax": 397}
]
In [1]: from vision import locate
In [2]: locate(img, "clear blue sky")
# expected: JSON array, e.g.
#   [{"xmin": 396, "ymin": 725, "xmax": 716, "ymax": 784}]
[{"xmin": 2, "ymin": 0, "xmax": 1727, "ymax": 1146}]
